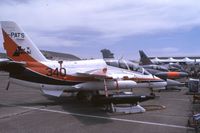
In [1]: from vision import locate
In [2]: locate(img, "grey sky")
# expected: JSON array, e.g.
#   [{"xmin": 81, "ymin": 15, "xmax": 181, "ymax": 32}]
[{"xmin": 1, "ymin": 0, "xmax": 200, "ymax": 59}]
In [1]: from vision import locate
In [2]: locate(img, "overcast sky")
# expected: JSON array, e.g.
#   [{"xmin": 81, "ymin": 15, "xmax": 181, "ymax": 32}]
[{"xmin": 1, "ymin": 0, "xmax": 200, "ymax": 59}]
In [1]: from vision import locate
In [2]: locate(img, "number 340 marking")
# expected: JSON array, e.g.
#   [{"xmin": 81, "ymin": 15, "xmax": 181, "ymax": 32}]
[{"xmin": 46, "ymin": 67, "xmax": 67, "ymax": 77}]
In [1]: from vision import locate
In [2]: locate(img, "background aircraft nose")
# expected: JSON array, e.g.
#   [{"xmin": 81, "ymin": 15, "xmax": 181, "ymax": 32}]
[
  {"xmin": 179, "ymin": 72, "xmax": 188, "ymax": 77},
  {"xmin": 166, "ymin": 79, "xmax": 185, "ymax": 87},
  {"xmin": 155, "ymin": 71, "xmax": 188, "ymax": 79}
]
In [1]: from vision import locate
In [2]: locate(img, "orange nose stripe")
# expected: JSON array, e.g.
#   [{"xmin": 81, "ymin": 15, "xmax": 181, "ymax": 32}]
[{"xmin": 167, "ymin": 72, "xmax": 180, "ymax": 78}]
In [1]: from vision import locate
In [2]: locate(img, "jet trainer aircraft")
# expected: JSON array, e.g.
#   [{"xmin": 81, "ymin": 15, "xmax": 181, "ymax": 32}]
[
  {"xmin": 101, "ymin": 49, "xmax": 187, "ymax": 88},
  {"xmin": 139, "ymin": 50, "xmax": 188, "ymax": 79},
  {"xmin": 100, "ymin": 49, "xmax": 168, "ymax": 90},
  {"xmin": 0, "ymin": 21, "xmax": 167, "ymax": 102}
]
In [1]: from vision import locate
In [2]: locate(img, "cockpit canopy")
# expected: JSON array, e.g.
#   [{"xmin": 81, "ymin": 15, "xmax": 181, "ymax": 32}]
[
  {"xmin": 105, "ymin": 59, "xmax": 150, "ymax": 75},
  {"xmin": 143, "ymin": 65, "xmax": 168, "ymax": 72}
]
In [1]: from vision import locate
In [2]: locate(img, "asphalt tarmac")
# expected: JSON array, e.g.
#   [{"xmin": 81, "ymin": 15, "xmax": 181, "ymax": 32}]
[{"xmin": 0, "ymin": 72, "xmax": 196, "ymax": 133}]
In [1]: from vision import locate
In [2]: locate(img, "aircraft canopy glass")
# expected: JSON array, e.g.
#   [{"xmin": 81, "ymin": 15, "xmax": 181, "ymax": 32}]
[{"xmin": 105, "ymin": 59, "xmax": 150, "ymax": 75}]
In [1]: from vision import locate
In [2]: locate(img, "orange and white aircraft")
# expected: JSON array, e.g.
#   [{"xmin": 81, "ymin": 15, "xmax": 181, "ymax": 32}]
[{"xmin": 0, "ymin": 21, "xmax": 167, "ymax": 99}]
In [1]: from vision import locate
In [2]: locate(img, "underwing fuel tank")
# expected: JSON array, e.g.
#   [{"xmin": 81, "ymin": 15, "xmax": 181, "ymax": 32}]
[
  {"xmin": 73, "ymin": 80, "xmax": 137, "ymax": 91},
  {"xmin": 91, "ymin": 93, "xmax": 155, "ymax": 105}
]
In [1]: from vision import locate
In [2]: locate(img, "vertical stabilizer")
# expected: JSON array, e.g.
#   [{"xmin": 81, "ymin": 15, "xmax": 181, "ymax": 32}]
[
  {"xmin": 101, "ymin": 49, "xmax": 114, "ymax": 59},
  {"xmin": 139, "ymin": 50, "xmax": 153, "ymax": 65},
  {"xmin": 1, "ymin": 21, "xmax": 47, "ymax": 62}
]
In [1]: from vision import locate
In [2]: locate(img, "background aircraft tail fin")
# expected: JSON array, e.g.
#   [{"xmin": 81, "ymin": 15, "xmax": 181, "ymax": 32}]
[
  {"xmin": 1, "ymin": 21, "xmax": 47, "ymax": 62},
  {"xmin": 101, "ymin": 49, "xmax": 114, "ymax": 59},
  {"xmin": 139, "ymin": 50, "xmax": 153, "ymax": 65}
]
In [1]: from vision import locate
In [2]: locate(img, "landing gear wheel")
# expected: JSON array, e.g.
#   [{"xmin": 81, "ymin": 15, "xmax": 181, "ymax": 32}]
[
  {"xmin": 76, "ymin": 91, "xmax": 99, "ymax": 102},
  {"xmin": 150, "ymin": 92, "xmax": 156, "ymax": 97}
]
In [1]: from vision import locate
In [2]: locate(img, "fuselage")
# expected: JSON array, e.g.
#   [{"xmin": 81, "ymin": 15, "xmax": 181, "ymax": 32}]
[{"xmin": 10, "ymin": 59, "xmax": 167, "ymax": 92}]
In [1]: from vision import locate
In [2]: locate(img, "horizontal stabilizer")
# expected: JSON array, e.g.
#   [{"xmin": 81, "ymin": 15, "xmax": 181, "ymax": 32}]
[
  {"xmin": 0, "ymin": 60, "xmax": 25, "ymax": 72},
  {"xmin": 0, "ymin": 58, "xmax": 9, "ymax": 62}
]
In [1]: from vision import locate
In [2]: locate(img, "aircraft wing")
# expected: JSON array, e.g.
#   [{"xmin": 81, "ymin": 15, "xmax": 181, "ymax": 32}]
[{"xmin": 76, "ymin": 68, "xmax": 113, "ymax": 80}]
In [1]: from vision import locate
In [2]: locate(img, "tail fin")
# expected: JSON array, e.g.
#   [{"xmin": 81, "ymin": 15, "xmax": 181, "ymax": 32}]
[
  {"xmin": 1, "ymin": 21, "xmax": 47, "ymax": 62},
  {"xmin": 101, "ymin": 49, "xmax": 114, "ymax": 59},
  {"xmin": 139, "ymin": 50, "xmax": 153, "ymax": 65}
]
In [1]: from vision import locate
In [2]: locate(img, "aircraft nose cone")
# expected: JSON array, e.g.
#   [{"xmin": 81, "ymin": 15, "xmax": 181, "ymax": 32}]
[
  {"xmin": 179, "ymin": 72, "xmax": 188, "ymax": 77},
  {"xmin": 166, "ymin": 79, "xmax": 184, "ymax": 87}
]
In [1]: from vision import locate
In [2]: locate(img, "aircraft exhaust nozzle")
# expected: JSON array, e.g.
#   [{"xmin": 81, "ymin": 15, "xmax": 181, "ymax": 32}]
[{"xmin": 74, "ymin": 80, "xmax": 137, "ymax": 91}]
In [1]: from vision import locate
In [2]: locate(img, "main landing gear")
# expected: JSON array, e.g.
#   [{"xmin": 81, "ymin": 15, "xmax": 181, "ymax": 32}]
[{"xmin": 76, "ymin": 91, "xmax": 99, "ymax": 102}]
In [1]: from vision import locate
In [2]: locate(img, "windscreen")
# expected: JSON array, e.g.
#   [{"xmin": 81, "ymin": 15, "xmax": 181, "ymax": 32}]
[{"xmin": 105, "ymin": 59, "xmax": 150, "ymax": 75}]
